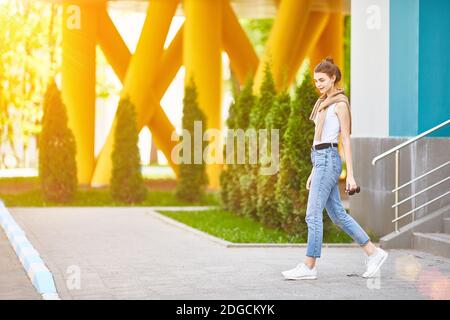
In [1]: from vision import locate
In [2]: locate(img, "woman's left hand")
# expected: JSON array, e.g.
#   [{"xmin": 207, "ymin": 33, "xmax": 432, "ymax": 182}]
[{"xmin": 346, "ymin": 175, "xmax": 357, "ymax": 192}]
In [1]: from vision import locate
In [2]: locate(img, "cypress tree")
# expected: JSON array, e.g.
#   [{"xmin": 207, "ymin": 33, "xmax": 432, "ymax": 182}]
[
  {"xmin": 227, "ymin": 78, "xmax": 255, "ymax": 213},
  {"xmin": 275, "ymin": 71, "xmax": 318, "ymax": 235},
  {"xmin": 110, "ymin": 97, "xmax": 147, "ymax": 203},
  {"xmin": 39, "ymin": 80, "xmax": 77, "ymax": 202},
  {"xmin": 256, "ymin": 91, "xmax": 291, "ymax": 227},
  {"xmin": 175, "ymin": 79, "xmax": 209, "ymax": 202},
  {"xmin": 240, "ymin": 63, "xmax": 276, "ymax": 220},
  {"xmin": 219, "ymin": 98, "xmax": 237, "ymax": 210}
]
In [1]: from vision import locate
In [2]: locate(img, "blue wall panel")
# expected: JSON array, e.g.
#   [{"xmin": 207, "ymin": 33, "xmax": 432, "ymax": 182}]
[
  {"xmin": 390, "ymin": 0, "xmax": 450, "ymax": 137},
  {"xmin": 418, "ymin": 0, "xmax": 450, "ymax": 137},
  {"xmin": 389, "ymin": 0, "xmax": 419, "ymax": 137}
]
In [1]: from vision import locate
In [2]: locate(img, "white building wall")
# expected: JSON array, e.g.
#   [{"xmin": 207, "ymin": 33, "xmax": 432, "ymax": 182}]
[{"xmin": 351, "ymin": 0, "xmax": 390, "ymax": 137}]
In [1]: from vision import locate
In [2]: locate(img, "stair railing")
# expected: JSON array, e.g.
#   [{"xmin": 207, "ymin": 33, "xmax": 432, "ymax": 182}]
[{"xmin": 372, "ymin": 119, "xmax": 450, "ymax": 232}]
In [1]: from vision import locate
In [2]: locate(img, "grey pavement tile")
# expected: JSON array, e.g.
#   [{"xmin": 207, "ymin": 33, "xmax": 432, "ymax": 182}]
[
  {"xmin": 0, "ymin": 228, "xmax": 40, "ymax": 300},
  {"xmin": 5, "ymin": 207, "xmax": 450, "ymax": 300}
]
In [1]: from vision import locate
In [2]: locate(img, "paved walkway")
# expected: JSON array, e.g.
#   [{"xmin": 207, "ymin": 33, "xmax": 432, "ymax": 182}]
[
  {"xmin": 2, "ymin": 207, "xmax": 450, "ymax": 300},
  {"xmin": 0, "ymin": 228, "xmax": 40, "ymax": 299}
]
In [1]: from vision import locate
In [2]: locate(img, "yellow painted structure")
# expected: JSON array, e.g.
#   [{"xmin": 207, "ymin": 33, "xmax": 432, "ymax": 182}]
[
  {"xmin": 62, "ymin": 1, "xmax": 98, "ymax": 185},
  {"xmin": 287, "ymin": 12, "xmax": 330, "ymax": 86},
  {"xmin": 253, "ymin": 0, "xmax": 314, "ymax": 92},
  {"xmin": 309, "ymin": 2, "xmax": 345, "ymax": 82},
  {"xmin": 91, "ymin": 0, "xmax": 179, "ymax": 186},
  {"xmin": 59, "ymin": 0, "xmax": 347, "ymax": 189},
  {"xmin": 222, "ymin": 0, "xmax": 259, "ymax": 85},
  {"xmin": 183, "ymin": 0, "xmax": 223, "ymax": 188}
]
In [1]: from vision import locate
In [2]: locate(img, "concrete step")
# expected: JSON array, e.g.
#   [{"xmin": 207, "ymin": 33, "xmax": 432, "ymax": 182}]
[
  {"xmin": 444, "ymin": 218, "xmax": 450, "ymax": 234},
  {"xmin": 413, "ymin": 233, "xmax": 450, "ymax": 259}
]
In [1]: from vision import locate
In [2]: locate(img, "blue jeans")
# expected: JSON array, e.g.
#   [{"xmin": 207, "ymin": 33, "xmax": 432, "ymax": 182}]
[{"xmin": 306, "ymin": 146, "xmax": 370, "ymax": 258}]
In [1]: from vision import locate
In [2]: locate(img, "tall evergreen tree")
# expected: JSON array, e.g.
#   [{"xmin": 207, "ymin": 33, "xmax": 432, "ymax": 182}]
[
  {"xmin": 176, "ymin": 79, "xmax": 209, "ymax": 202},
  {"xmin": 39, "ymin": 80, "xmax": 77, "ymax": 202},
  {"xmin": 219, "ymin": 97, "xmax": 237, "ymax": 210},
  {"xmin": 226, "ymin": 78, "xmax": 255, "ymax": 213},
  {"xmin": 256, "ymin": 91, "xmax": 291, "ymax": 227},
  {"xmin": 240, "ymin": 63, "xmax": 276, "ymax": 220},
  {"xmin": 275, "ymin": 71, "xmax": 318, "ymax": 235},
  {"xmin": 110, "ymin": 97, "xmax": 147, "ymax": 203}
]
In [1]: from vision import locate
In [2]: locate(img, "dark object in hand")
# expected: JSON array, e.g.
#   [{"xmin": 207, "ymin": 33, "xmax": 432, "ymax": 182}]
[{"xmin": 345, "ymin": 186, "xmax": 360, "ymax": 196}]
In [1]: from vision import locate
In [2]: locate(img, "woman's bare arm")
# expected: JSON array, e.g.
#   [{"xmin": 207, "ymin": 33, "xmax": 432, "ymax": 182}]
[{"xmin": 335, "ymin": 102, "xmax": 357, "ymax": 190}]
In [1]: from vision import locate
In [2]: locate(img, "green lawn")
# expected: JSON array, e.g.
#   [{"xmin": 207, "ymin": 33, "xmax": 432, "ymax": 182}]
[
  {"xmin": 0, "ymin": 188, "xmax": 220, "ymax": 207},
  {"xmin": 0, "ymin": 176, "xmax": 219, "ymax": 207},
  {"xmin": 158, "ymin": 209, "xmax": 357, "ymax": 244},
  {"xmin": 0, "ymin": 177, "xmax": 378, "ymax": 244}
]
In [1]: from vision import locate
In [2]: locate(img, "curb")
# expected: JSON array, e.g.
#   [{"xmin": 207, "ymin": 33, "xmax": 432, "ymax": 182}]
[
  {"xmin": 149, "ymin": 209, "xmax": 370, "ymax": 248},
  {"xmin": 147, "ymin": 209, "xmax": 232, "ymax": 246},
  {"xmin": 148, "ymin": 206, "xmax": 220, "ymax": 212},
  {"xmin": 0, "ymin": 200, "xmax": 60, "ymax": 300}
]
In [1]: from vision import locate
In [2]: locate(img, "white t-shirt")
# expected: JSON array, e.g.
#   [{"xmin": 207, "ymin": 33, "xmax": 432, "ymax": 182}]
[{"xmin": 313, "ymin": 103, "xmax": 340, "ymax": 146}]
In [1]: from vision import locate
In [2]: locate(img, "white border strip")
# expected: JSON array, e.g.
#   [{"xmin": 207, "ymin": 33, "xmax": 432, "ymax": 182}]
[{"xmin": 0, "ymin": 200, "xmax": 60, "ymax": 300}]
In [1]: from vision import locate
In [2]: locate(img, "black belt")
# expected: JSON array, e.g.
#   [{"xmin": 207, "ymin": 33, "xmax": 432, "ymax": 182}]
[{"xmin": 312, "ymin": 142, "xmax": 338, "ymax": 150}]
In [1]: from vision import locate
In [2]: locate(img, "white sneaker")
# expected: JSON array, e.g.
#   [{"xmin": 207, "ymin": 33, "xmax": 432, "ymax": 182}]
[
  {"xmin": 281, "ymin": 263, "xmax": 318, "ymax": 280},
  {"xmin": 362, "ymin": 248, "xmax": 388, "ymax": 278}
]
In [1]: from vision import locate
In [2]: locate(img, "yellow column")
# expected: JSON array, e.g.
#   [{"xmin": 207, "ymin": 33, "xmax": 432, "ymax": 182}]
[
  {"xmin": 286, "ymin": 12, "xmax": 329, "ymax": 85},
  {"xmin": 222, "ymin": 0, "xmax": 259, "ymax": 85},
  {"xmin": 97, "ymin": 6, "xmax": 130, "ymax": 81},
  {"xmin": 254, "ymin": 0, "xmax": 313, "ymax": 92},
  {"xmin": 62, "ymin": 1, "xmax": 98, "ymax": 185},
  {"xmin": 183, "ymin": 0, "xmax": 222, "ymax": 189},
  {"xmin": 91, "ymin": 0, "xmax": 179, "ymax": 186}
]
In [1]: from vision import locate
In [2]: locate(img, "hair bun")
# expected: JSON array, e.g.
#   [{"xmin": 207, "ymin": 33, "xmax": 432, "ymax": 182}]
[{"xmin": 324, "ymin": 56, "xmax": 334, "ymax": 64}]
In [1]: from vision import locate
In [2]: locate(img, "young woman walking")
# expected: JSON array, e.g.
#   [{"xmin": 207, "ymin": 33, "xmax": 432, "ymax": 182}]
[{"xmin": 282, "ymin": 57, "xmax": 388, "ymax": 280}]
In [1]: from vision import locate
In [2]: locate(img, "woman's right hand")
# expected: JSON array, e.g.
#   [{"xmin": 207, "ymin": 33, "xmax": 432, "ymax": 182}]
[{"xmin": 306, "ymin": 172, "xmax": 313, "ymax": 190}]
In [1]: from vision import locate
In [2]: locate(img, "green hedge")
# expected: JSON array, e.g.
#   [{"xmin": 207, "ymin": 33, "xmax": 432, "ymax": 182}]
[
  {"xmin": 39, "ymin": 80, "xmax": 77, "ymax": 202},
  {"xmin": 220, "ymin": 69, "xmax": 342, "ymax": 238},
  {"xmin": 110, "ymin": 97, "xmax": 147, "ymax": 204},
  {"xmin": 175, "ymin": 79, "xmax": 209, "ymax": 203}
]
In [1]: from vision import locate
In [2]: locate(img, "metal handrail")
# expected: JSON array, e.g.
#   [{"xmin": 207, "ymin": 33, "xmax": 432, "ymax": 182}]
[
  {"xmin": 372, "ymin": 118, "xmax": 450, "ymax": 232},
  {"xmin": 392, "ymin": 161, "xmax": 450, "ymax": 192},
  {"xmin": 372, "ymin": 119, "xmax": 450, "ymax": 165},
  {"xmin": 392, "ymin": 175, "xmax": 450, "ymax": 208},
  {"xmin": 392, "ymin": 190, "xmax": 450, "ymax": 223}
]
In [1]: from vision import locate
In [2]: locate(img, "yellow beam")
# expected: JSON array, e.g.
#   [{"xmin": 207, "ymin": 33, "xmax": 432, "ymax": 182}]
[
  {"xmin": 309, "ymin": 1, "xmax": 344, "ymax": 82},
  {"xmin": 122, "ymin": 0, "xmax": 179, "ymax": 129},
  {"xmin": 286, "ymin": 12, "xmax": 329, "ymax": 85},
  {"xmin": 153, "ymin": 25, "xmax": 184, "ymax": 101},
  {"xmin": 62, "ymin": 1, "xmax": 98, "ymax": 185},
  {"xmin": 254, "ymin": 0, "xmax": 313, "ymax": 92},
  {"xmin": 222, "ymin": 0, "xmax": 259, "ymax": 85},
  {"xmin": 91, "ymin": 0, "xmax": 179, "ymax": 186},
  {"xmin": 183, "ymin": 0, "xmax": 223, "ymax": 189},
  {"xmin": 147, "ymin": 107, "xmax": 179, "ymax": 176},
  {"xmin": 97, "ymin": 10, "xmax": 183, "ymax": 102},
  {"xmin": 95, "ymin": 7, "xmax": 182, "ymax": 178},
  {"xmin": 97, "ymin": 6, "xmax": 130, "ymax": 81}
]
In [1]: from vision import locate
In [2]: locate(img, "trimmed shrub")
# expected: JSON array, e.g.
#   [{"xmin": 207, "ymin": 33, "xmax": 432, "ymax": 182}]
[
  {"xmin": 220, "ymin": 78, "xmax": 256, "ymax": 213},
  {"xmin": 256, "ymin": 91, "xmax": 291, "ymax": 227},
  {"xmin": 175, "ymin": 79, "xmax": 209, "ymax": 202},
  {"xmin": 240, "ymin": 63, "xmax": 276, "ymax": 220},
  {"xmin": 110, "ymin": 97, "xmax": 147, "ymax": 203},
  {"xmin": 39, "ymin": 80, "xmax": 77, "ymax": 202},
  {"xmin": 275, "ymin": 71, "xmax": 318, "ymax": 235},
  {"xmin": 219, "ymin": 97, "xmax": 236, "ymax": 210}
]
